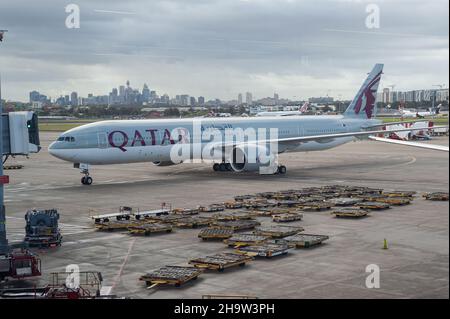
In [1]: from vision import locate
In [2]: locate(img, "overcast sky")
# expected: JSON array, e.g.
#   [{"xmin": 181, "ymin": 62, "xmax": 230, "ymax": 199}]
[{"xmin": 0, "ymin": 0, "xmax": 448, "ymax": 102}]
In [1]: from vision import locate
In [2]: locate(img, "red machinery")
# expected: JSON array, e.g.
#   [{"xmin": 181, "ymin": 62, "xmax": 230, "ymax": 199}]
[{"xmin": 0, "ymin": 249, "xmax": 41, "ymax": 281}]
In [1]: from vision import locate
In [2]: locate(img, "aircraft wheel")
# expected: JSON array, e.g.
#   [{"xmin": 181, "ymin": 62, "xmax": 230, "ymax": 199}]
[
  {"xmin": 85, "ymin": 176, "xmax": 93, "ymax": 185},
  {"xmin": 213, "ymin": 163, "xmax": 220, "ymax": 172},
  {"xmin": 225, "ymin": 163, "xmax": 233, "ymax": 171},
  {"xmin": 219, "ymin": 163, "xmax": 227, "ymax": 171},
  {"xmin": 81, "ymin": 177, "xmax": 86, "ymax": 185},
  {"xmin": 278, "ymin": 165, "xmax": 287, "ymax": 175}
]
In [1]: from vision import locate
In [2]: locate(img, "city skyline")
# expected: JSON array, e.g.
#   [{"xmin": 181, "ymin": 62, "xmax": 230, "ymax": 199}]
[
  {"xmin": 26, "ymin": 80, "xmax": 449, "ymax": 108},
  {"xmin": 0, "ymin": 0, "xmax": 448, "ymax": 102}
]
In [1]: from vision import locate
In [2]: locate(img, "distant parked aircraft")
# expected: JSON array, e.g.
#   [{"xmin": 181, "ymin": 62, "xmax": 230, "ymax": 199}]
[
  {"xmin": 255, "ymin": 102, "xmax": 309, "ymax": 117},
  {"xmin": 400, "ymin": 105, "xmax": 441, "ymax": 118}
]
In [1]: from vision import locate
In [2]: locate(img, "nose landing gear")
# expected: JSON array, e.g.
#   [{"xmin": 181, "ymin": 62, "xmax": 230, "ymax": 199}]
[
  {"xmin": 75, "ymin": 163, "xmax": 93, "ymax": 185},
  {"xmin": 81, "ymin": 174, "xmax": 93, "ymax": 185}
]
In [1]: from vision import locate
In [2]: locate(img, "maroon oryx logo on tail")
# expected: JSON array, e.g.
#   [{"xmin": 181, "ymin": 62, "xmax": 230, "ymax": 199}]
[{"xmin": 354, "ymin": 71, "xmax": 382, "ymax": 119}]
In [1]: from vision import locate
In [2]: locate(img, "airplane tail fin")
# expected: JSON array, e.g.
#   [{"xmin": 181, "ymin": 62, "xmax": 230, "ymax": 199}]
[
  {"xmin": 344, "ymin": 63, "xmax": 384, "ymax": 119},
  {"xmin": 300, "ymin": 102, "xmax": 309, "ymax": 113}
]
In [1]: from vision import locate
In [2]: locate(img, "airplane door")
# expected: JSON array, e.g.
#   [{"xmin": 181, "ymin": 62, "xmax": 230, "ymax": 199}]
[{"xmin": 98, "ymin": 132, "xmax": 108, "ymax": 149}]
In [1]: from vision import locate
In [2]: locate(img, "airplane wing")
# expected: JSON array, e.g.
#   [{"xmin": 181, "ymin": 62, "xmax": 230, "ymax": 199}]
[
  {"xmin": 364, "ymin": 119, "xmax": 437, "ymax": 128},
  {"xmin": 368, "ymin": 136, "xmax": 449, "ymax": 152},
  {"xmin": 211, "ymin": 125, "xmax": 449, "ymax": 150},
  {"xmin": 268, "ymin": 125, "xmax": 449, "ymax": 144}
]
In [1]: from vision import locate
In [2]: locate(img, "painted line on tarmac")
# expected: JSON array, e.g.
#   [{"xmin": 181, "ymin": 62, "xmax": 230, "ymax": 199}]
[{"xmin": 110, "ymin": 238, "xmax": 137, "ymax": 293}]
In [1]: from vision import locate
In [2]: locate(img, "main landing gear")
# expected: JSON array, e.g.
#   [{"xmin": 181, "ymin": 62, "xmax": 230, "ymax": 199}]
[
  {"xmin": 277, "ymin": 165, "xmax": 287, "ymax": 175},
  {"xmin": 212, "ymin": 162, "xmax": 287, "ymax": 175},
  {"xmin": 213, "ymin": 163, "xmax": 233, "ymax": 172}
]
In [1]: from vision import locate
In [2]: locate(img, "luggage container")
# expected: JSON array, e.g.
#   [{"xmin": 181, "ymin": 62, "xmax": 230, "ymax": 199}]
[
  {"xmin": 331, "ymin": 208, "xmax": 369, "ymax": 218},
  {"xmin": 272, "ymin": 213, "xmax": 303, "ymax": 223},
  {"xmin": 297, "ymin": 202, "xmax": 332, "ymax": 211},
  {"xmin": 139, "ymin": 266, "xmax": 202, "ymax": 288},
  {"xmin": 382, "ymin": 191, "xmax": 416, "ymax": 198},
  {"xmin": 212, "ymin": 220, "xmax": 261, "ymax": 231},
  {"xmin": 327, "ymin": 197, "xmax": 363, "ymax": 207},
  {"xmin": 423, "ymin": 192, "xmax": 449, "ymax": 201},
  {"xmin": 224, "ymin": 233, "xmax": 269, "ymax": 247},
  {"xmin": 95, "ymin": 219, "xmax": 142, "ymax": 231},
  {"xmin": 172, "ymin": 208, "xmax": 199, "ymax": 216},
  {"xmin": 224, "ymin": 201, "xmax": 243, "ymax": 209},
  {"xmin": 236, "ymin": 243, "xmax": 291, "ymax": 258},
  {"xmin": 189, "ymin": 253, "xmax": 253, "ymax": 271},
  {"xmin": 198, "ymin": 204, "xmax": 225, "ymax": 213},
  {"xmin": 254, "ymin": 225, "xmax": 303, "ymax": 238},
  {"xmin": 173, "ymin": 216, "xmax": 213, "ymax": 229},
  {"xmin": 128, "ymin": 223, "xmax": 173, "ymax": 236},
  {"xmin": 357, "ymin": 202, "xmax": 390, "ymax": 210},
  {"xmin": 198, "ymin": 227, "xmax": 234, "ymax": 241},
  {"xmin": 283, "ymin": 234, "xmax": 329, "ymax": 248},
  {"xmin": 213, "ymin": 211, "xmax": 254, "ymax": 221}
]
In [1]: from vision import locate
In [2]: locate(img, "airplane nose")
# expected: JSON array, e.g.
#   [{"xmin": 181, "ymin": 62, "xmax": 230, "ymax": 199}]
[
  {"xmin": 48, "ymin": 142, "xmax": 65, "ymax": 159},
  {"xmin": 48, "ymin": 142, "xmax": 56, "ymax": 155}
]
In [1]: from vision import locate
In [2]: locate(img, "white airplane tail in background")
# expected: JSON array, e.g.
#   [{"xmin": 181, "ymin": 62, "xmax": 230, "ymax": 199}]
[
  {"xmin": 299, "ymin": 102, "xmax": 309, "ymax": 113},
  {"xmin": 344, "ymin": 63, "xmax": 384, "ymax": 119}
]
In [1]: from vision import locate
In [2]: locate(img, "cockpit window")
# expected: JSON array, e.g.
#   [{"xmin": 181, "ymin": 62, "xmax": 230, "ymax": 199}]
[{"xmin": 57, "ymin": 136, "xmax": 75, "ymax": 142}]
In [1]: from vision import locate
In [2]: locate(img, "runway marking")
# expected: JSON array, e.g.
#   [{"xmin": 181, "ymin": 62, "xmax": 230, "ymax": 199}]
[
  {"xmin": 111, "ymin": 238, "xmax": 136, "ymax": 293},
  {"xmin": 64, "ymin": 234, "xmax": 125, "ymax": 246},
  {"xmin": 395, "ymin": 156, "xmax": 417, "ymax": 167}
]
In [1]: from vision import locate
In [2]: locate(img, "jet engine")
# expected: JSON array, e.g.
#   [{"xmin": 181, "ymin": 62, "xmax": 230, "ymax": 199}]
[{"xmin": 228, "ymin": 145, "xmax": 278, "ymax": 174}]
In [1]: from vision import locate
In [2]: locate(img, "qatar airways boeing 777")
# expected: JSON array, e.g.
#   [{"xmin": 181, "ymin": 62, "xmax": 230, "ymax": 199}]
[{"xmin": 48, "ymin": 64, "xmax": 448, "ymax": 185}]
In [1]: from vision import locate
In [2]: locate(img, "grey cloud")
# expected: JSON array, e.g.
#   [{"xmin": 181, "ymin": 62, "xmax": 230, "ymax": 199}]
[{"xmin": 0, "ymin": 0, "xmax": 448, "ymax": 101}]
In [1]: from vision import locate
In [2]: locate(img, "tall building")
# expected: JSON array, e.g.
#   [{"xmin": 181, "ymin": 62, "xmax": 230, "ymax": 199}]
[
  {"xmin": 198, "ymin": 96, "xmax": 205, "ymax": 105},
  {"xmin": 70, "ymin": 92, "xmax": 78, "ymax": 106},
  {"xmin": 161, "ymin": 94, "xmax": 170, "ymax": 104},
  {"xmin": 29, "ymin": 90, "xmax": 40, "ymax": 103},
  {"xmin": 29, "ymin": 90, "xmax": 49, "ymax": 105},
  {"xmin": 190, "ymin": 96, "xmax": 196, "ymax": 106},
  {"xmin": 142, "ymin": 84, "xmax": 150, "ymax": 103},
  {"xmin": 119, "ymin": 85, "xmax": 126, "ymax": 103},
  {"xmin": 246, "ymin": 92, "xmax": 253, "ymax": 105},
  {"xmin": 274, "ymin": 93, "xmax": 279, "ymax": 102},
  {"xmin": 382, "ymin": 88, "xmax": 390, "ymax": 103},
  {"xmin": 237, "ymin": 93, "xmax": 243, "ymax": 105},
  {"xmin": 180, "ymin": 95, "xmax": 190, "ymax": 106}
]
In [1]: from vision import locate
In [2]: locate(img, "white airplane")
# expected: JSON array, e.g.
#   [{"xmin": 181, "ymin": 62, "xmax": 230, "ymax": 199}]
[
  {"xmin": 49, "ymin": 64, "xmax": 449, "ymax": 185},
  {"xmin": 400, "ymin": 105, "xmax": 441, "ymax": 118},
  {"xmin": 255, "ymin": 102, "xmax": 309, "ymax": 117}
]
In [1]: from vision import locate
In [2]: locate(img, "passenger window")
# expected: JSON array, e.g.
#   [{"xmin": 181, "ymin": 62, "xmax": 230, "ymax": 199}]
[{"xmin": 57, "ymin": 137, "xmax": 64, "ymax": 141}]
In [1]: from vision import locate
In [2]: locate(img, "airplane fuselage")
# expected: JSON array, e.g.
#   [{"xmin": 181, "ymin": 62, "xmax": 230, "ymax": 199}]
[{"xmin": 48, "ymin": 115, "xmax": 380, "ymax": 165}]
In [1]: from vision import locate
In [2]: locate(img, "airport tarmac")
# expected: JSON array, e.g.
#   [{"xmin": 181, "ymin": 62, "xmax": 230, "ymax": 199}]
[{"xmin": 2, "ymin": 132, "xmax": 449, "ymax": 299}]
